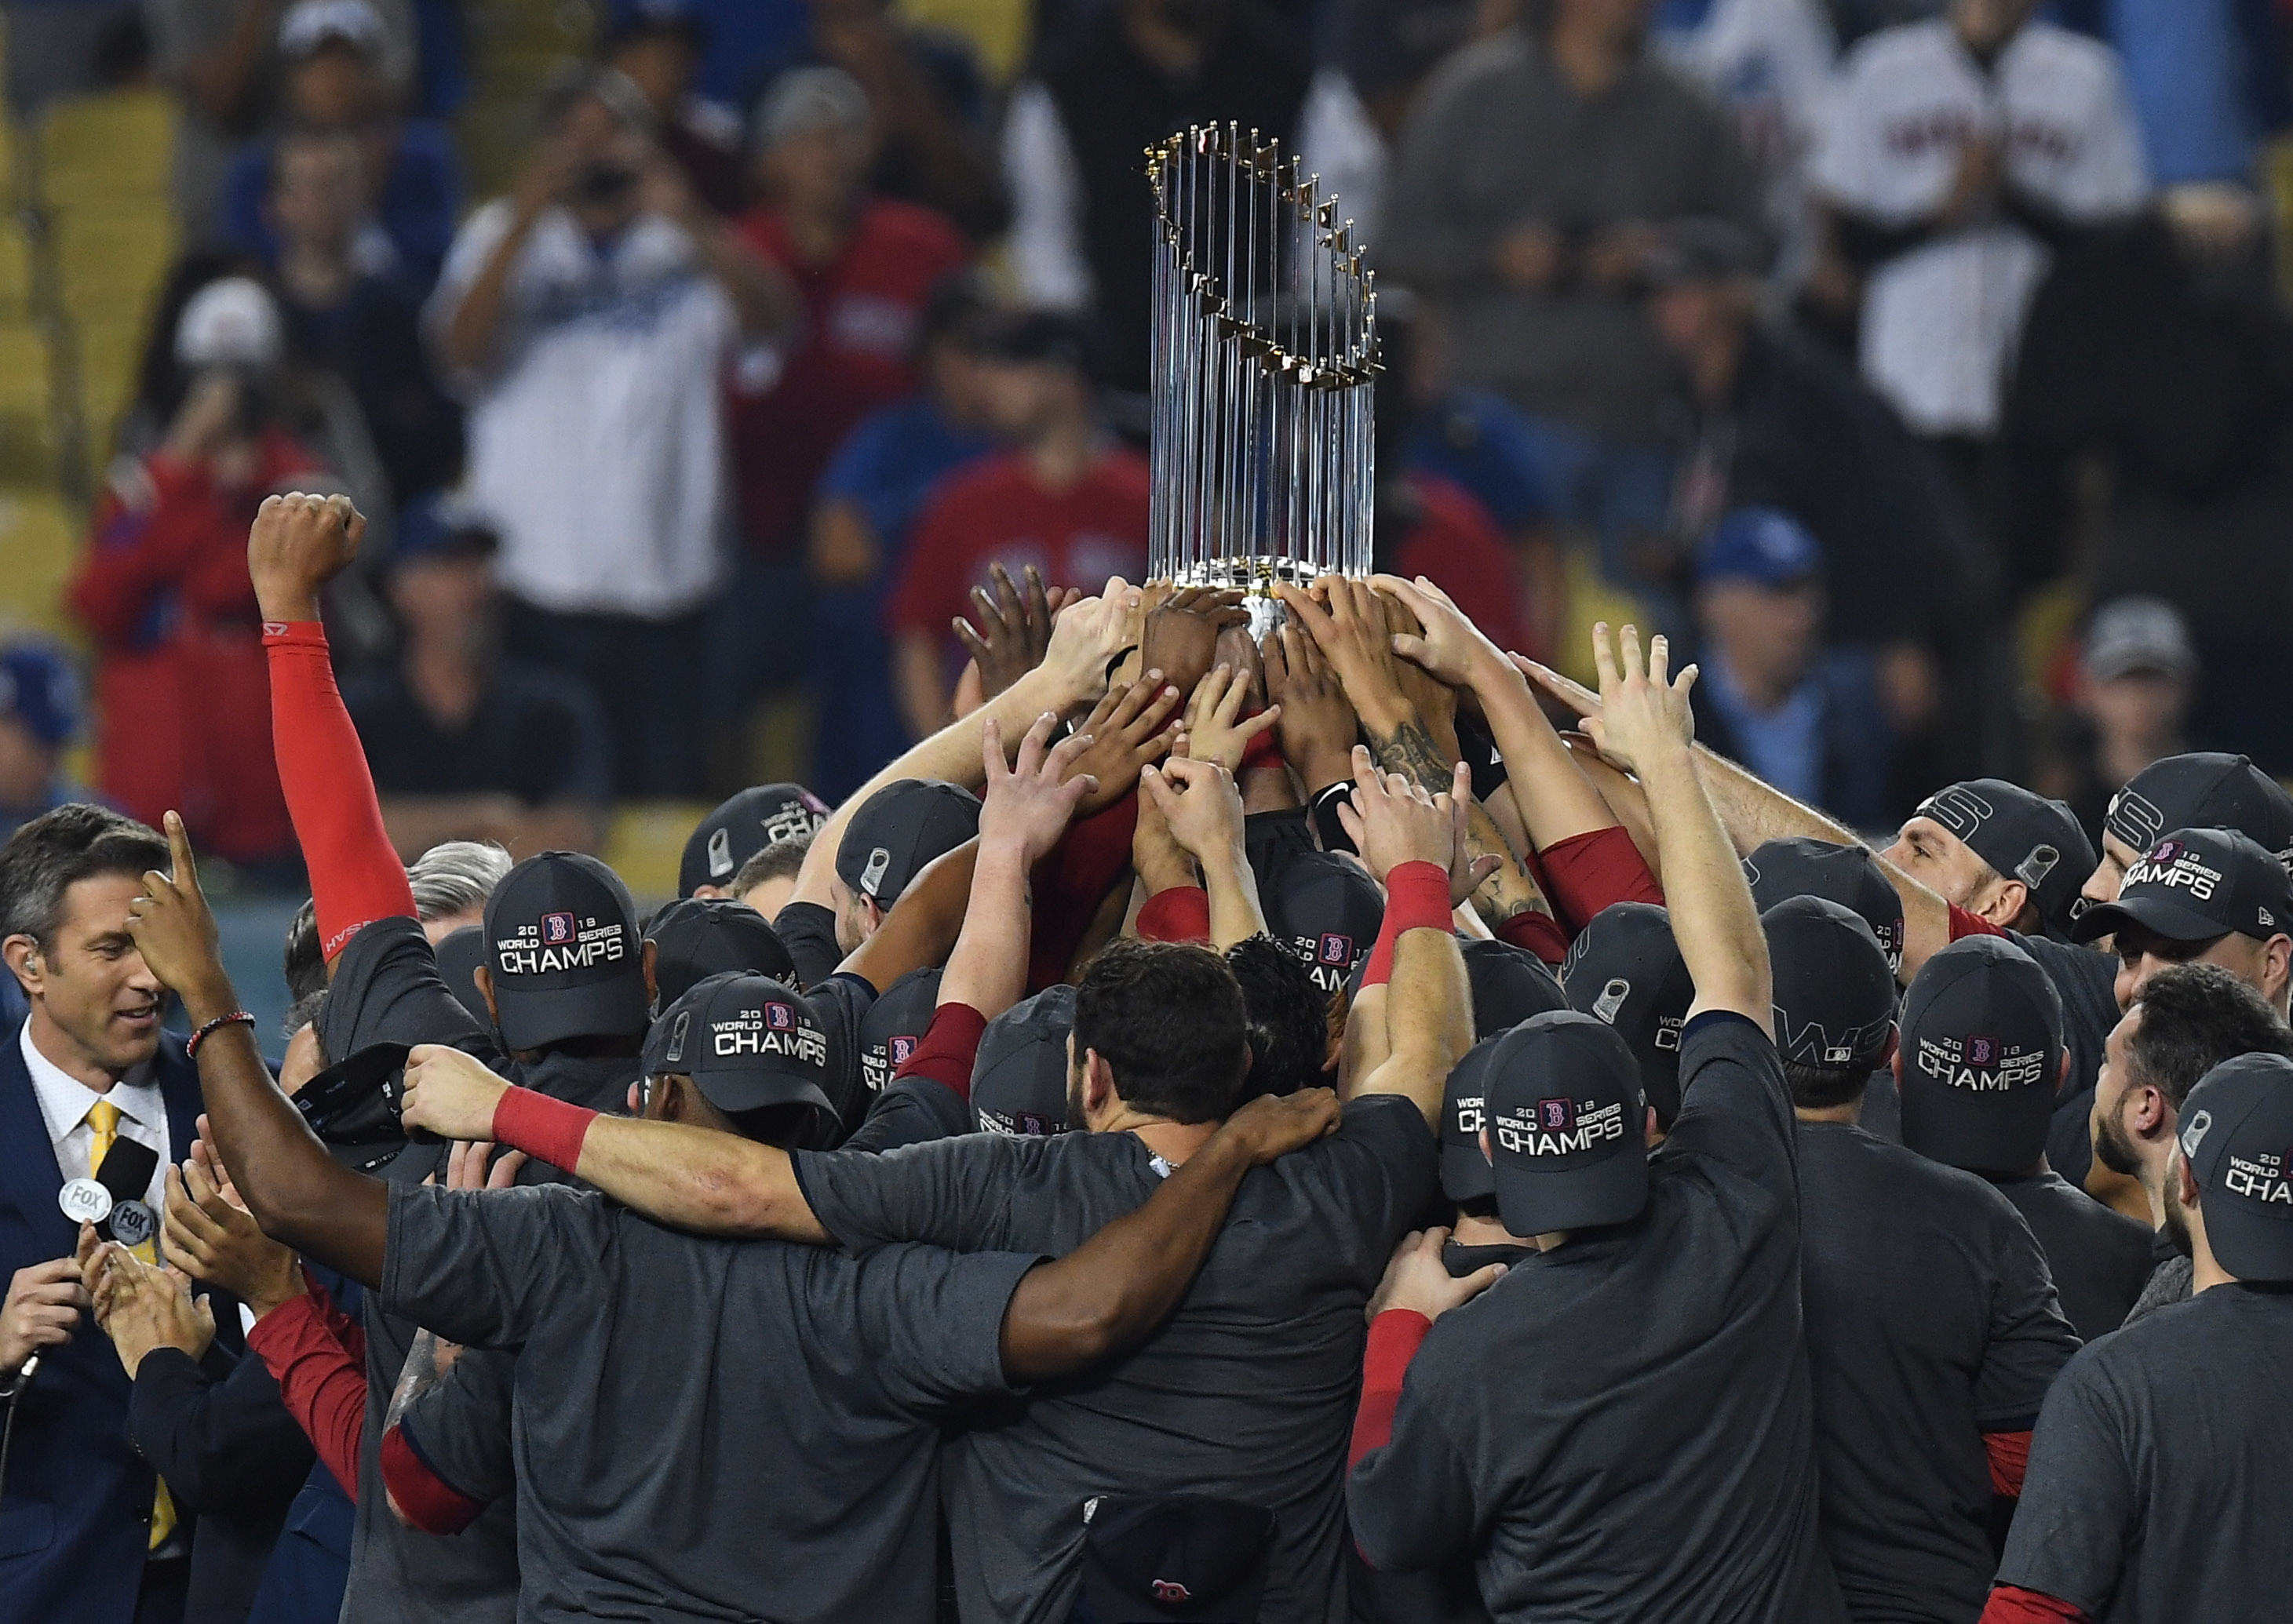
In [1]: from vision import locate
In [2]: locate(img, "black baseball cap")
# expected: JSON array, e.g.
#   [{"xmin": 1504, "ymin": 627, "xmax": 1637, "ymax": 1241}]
[
  {"xmin": 972, "ymin": 985, "xmax": 1077, "ymax": 1138},
  {"xmin": 680, "ymin": 783, "xmax": 828, "ymax": 897},
  {"xmin": 2071, "ymin": 828, "xmax": 2293, "ymax": 948},
  {"xmin": 643, "ymin": 897, "xmax": 796, "ymax": 1009},
  {"xmin": 2104, "ymin": 753, "xmax": 2293, "ymax": 865},
  {"xmin": 2177, "ymin": 1052, "xmax": 2293, "ymax": 1283},
  {"xmin": 1076, "ymin": 1494, "xmax": 1274, "ymax": 1624},
  {"xmin": 859, "ymin": 964, "xmax": 942, "ymax": 1094},
  {"xmin": 643, "ymin": 971, "xmax": 836, "ymax": 1131},
  {"xmin": 1746, "ymin": 837, "xmax": 1905, "ymax": 975},
  {"xmin": 1461, "ymin": 938, "xmax": 1567, "ymax": 1036},
  {"xmin": 432, "ymin": 925, "xmax": 490, "ymax": 1027},
  {"xmin": 1897, "ymin": 936, "xmax": 2065, "ymax": 1176},
  {"xmin": 483, "ymin": 853, "xmax": 647, "ymax": 1052},
  {"xmin": 1562, "ymin": 901, "xmax": 1693, "ymax": 1128},
  {"xmin": 1763, "ymin": 896, "xmax": 1898, "ymax": 1069},
  {"xmin": 1912, "ymin": 779, "xmax": 2096, "ymax": 939},
  {"xmin": 1262, "ymin": 848, "xmax": 1385, "ymax": 995},
  {"xmin": 1439, "ymin": 1033, "xmax": 1503, "ymax": 1204},
  {"xmin": 1484, "ymin": 1010, "xmax": 1650, "ymax": 1236},
  {"xmin": 292, "ymin": 1041, "xmax": 443, "ymax": 1185},
  {"xmin": 836, "ymin": 780, "xmax": 980, "ymax": 911}
]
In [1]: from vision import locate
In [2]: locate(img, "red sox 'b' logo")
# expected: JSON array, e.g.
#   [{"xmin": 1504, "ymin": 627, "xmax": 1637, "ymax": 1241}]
[
  {"xmin": 541, "ymin": 912, "xmax": 575, "ymax": 945},
  {"xmin": 1539, "ymin": 1098, "xmax": 1575, "ymax": 1132},
  {"xmin": 1150, "ymin": 1579, "xmax": 1193, "ymax": 1603}
]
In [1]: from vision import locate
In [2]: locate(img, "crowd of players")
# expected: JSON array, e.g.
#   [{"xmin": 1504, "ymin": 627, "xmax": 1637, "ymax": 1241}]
[{"xmin": 3, "ymin": 489, "xmax": 2291, "ymax": 1624}]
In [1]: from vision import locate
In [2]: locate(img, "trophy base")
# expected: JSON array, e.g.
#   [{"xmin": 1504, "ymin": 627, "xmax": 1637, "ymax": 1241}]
[{"xmin": 1169, "ymin": 556, "xmax": 1330, "ymax": 641}]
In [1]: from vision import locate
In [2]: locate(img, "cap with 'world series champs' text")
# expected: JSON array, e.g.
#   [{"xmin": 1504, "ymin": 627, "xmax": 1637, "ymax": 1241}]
[
  {"xmin": 859, "ymin": 965, "xmax": 942, "ymax": 1094},
  {"xmin": 1763, "ymin": 896, "xmax": 1898, "ymax": 1069},
  {"xmin": 2176, "ymin": 1052, "xmax": 2293, "ymax": 1283},
  {"xmin": 1265, "ymin": 848, "xmax": 1386, "ymax": 995},
  {"xmin": 643, "ymin": 971, "xmax": 837, "ymax": 1130},
  {"xmin": 835, "ymin": 780, "xmax": 980, "ymax": 911},
  {"xmin": 1440, "ymin": 1033, "xmax": 1504, "ymax": 1206},
  {"xmin": 680, "ymin": 783, "xmax": 829, "ymax": 897},
  {"xmin": 644, "ymin": 897, "xmax": 797, "ymax": 1009},
  {"xmin": 483, "ymin": 853, "xmax": 648, "ymax": 1052},
  {"xmin": 1483, "ymin": 1010, "xmax": 1650, "ymax": 1237},
  {"xmin": 2071, "ymin": 828, "xmax": 2293, "ymax": 949},
  {"xmin": 1912, "ymin": 779, "xmax": 2095, "ymax": 939},
  {"xmin": 1897, "ymin": 936, "xmax": 2065, "ymax": 1177},
  {"xmin": 972, "ymin": 985, "xmax": 1077, "ymax": 1138},
  {"xmin": 1562, "ymin": 901, "xmax": 1694, "ymax": 1129},
  {"xmin": 2103, "ymin": 753, "xmax": 2293, "ymax": 867},
  {"xmin": 1746, "ymin": 837, "xmax": 1905, "ymax": 976}
]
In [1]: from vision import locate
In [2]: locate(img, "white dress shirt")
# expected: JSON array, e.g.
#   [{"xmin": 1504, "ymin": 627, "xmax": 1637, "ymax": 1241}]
[{"xmin": 20, "ymin": 1018, "xmax": 169, "ymax": 1206}]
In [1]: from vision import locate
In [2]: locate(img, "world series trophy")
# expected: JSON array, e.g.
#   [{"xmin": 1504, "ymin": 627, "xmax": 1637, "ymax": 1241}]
[{"xmin": 1146, "ymin": 123, "xmax": 1378, "ymax": 637}]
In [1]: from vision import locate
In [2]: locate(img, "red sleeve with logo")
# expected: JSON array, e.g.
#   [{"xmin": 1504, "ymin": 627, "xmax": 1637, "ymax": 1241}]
[
  {"xmin": 1537, "ymin": 825, "xmax": 1664, "ymax": 931},
  {"xmin": 245, "ymin": 1273, "xmax": 369, "ymax": 1501},
  {"xmin": 892, "ymin": 1000, "xmax": 990, "ymax": 1103},
  {"xmin": 1980, "ymin": 1586, "xmax": 2088, "ymax": 1623}
]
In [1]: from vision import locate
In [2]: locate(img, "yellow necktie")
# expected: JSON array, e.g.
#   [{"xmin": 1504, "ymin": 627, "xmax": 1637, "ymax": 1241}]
[{"xmin": 86, "ymin": 1098, "xmax": 177, "ymax": 1552}]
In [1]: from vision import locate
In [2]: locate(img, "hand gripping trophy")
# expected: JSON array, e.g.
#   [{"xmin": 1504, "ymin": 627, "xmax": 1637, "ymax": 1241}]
[{"xmin": 1146, "ymin": 123, "xmax": 1377, "ymax": 636}]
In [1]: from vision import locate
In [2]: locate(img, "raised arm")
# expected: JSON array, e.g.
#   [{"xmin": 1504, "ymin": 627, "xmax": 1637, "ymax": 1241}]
[
  {"xmin": 126, "ymin": 815, "xmax": 389, "ymax": 1283},
  {"xmin": 938, "ymin": 712, "xmax": 1095, "ymax": 1017},
  {"xmin": 1139, "ymin": 756, "xmax": 1268, "ymax": 950},
  {"xmin": 1000, "ymin": 1088, "xmax": 1340, "ymax": 1380},
  {"xmin": 1580, "ymin": 626, "xmax": 1770, "ymax": 1031}
]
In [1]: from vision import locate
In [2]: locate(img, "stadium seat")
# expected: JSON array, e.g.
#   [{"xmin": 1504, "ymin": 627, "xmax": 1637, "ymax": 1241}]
[
  {"xmin": 0, "ymin": 217, "xmax": 33, "ymax": 318},
  {"xmin": 603, "ymin": 803, "xmax": 717, "ymax": 900},
  {"xmin": 0, "ymin": 321, "xmax": 59, "ymax": 484},
  {"xmin": 37, "ymin": 90, "xmax": 176, "ymax": 206},
  {"xmin": 0, "ymin": 488, "xmax": 84, "ymax": 642}
]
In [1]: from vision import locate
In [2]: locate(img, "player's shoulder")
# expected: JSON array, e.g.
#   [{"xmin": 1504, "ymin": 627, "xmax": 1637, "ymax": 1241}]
[
  {"xmin": 1835, "ymin": 17, "xmax": 1958, "ymax": 82},
  {"xmin": 2003, "ymin": 19, "xmax": 2127, "ymax": 86}
]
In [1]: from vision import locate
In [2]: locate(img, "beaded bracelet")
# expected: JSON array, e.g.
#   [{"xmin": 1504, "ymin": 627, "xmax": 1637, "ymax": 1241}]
[{"xmin": 185, "ymin": 1010, "xmax": 257, "ymax": 1060}]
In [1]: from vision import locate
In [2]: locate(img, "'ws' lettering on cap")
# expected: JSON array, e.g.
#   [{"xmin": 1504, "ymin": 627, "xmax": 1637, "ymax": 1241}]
[
  {"xmin": 679, "ymin": 783, "xmax": 829, "ymax": 897},
  {"xmin": 1914, "ymin": 778, "xmax": 2095, "ymax": 939},
  {"xmin": 644, "ymin": 897, "xmax": 797, "ymax": 1010},
  {"xmin": 1562, "ymin": 901, "xmax": 1694, "ymax": 1130},
  {"xmin": 1484, "ymin": 1010, "xmax": 1650, "ymax": 1238},
  {"xmin": 2071, "ymin": 828, "xmax": 2293, "ymax": 949},
  {"xmin": 1462, "ymin": 938, "xmax": 1567, "ymax": 1038},
  {"xmin": 972, "ymin": 985, "xmax": 1077, "ymax": 1138},
  {"xmin": 483, "ymin": 852, "xmax": 647, "ymax": 1052},
  {"xmin": 643, "ymin": 970, "xmax": 837, "ymax": 1133},
  {"xmin": 2177, "ymin": 1052, "xmax": 2293, "ymax": 1284},
  {"xmin": 2103, "ymin": 752, "xmax": 2293, "ymax": 868},
  {"xmin": 1745, "ymin": 836, "xmax": 1905, "ymax": 976},
  {"xmin": 1897, "ymin": 935, "xmax": 2065, "ymax": 1178},
  {"xmin": 835, "ymin": 780, "xmax": 981, "ymax": 908},
  {"xmin": 1762, "ymin": 896, "xmax": 1898, "ymax": 1070}
]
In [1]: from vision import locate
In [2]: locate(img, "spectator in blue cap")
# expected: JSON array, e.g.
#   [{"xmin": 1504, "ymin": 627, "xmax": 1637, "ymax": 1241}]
[
  {"xmin": 0, "ymin": 643, "xmax": 85, "ymax": 847},
  {"xmin": 1690, "ymin": 507, "xmax": 1892, "ymax": 831}
]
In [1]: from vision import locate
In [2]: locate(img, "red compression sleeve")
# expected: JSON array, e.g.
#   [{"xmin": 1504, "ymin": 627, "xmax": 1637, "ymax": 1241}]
[
  {"xmin": 1494, "ymin": 909, "xmax": 1570, "ymax": 966},
  {"xmin": 1950, "ymin": 904, "xmax": 2007, "ymax": 941},
  {"xmin": 381, "ymin": 1424, "xmax": 484, "ymax": 1535},
  {"xmin": 892, "ymin": 1001, "xmax": 991, "ymax": 1104},
  {"xmin": 1138, "ymin": 887, "xmax": 1212, "ymax": 944},
  {"xmin": 1239, "ymin": 724, "xmax": 1284, "ymax": 774},
  {"xmin": 1985, "ymin": 1428, "xmax": 2033, "ymax": 1498},
  {"xmin": 1362, "ymin": 861, "xmax": 1453, "ymax": 989},
  {"xmin": 246, "ymin": 1275, "xmax": 368, "ymax": 1501},
  {"xmin": 1348, "ymin": 1309, "xmax": 1431, "ymax": 1471},
  {"xmin": 1538, "ymin": 825, "xmax": 1664, "ymax": 930},
  {"xmin": 1981, "ymin": 1586, "xmax": 2089, "ymax": 1623},
  {"xmin": 264, "ymin": 622, "xmax": 414, "ymax": 958},
  {"xmin": 490, "ymin": 1087, "xmax": 597, "ymax": 1174},
  {"xmin": 1028, "ymin": 795, "xmax": 1139, "ymax": 992}
]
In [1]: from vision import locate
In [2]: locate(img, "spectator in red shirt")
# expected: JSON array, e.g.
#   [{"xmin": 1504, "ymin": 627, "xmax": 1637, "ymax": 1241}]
[
  {"xmin": 69, "ymin": 277, "xmax": 330, "ymax": 868},
  {"xmin": 888, "ymin": 311, "xmax": 1147, "ymax": 733}
]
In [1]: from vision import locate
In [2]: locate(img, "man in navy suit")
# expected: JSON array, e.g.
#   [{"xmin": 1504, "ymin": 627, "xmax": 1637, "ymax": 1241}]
[{"xmin": 0, "ymin": 803, "xmax": 205, "ymax": 1624}]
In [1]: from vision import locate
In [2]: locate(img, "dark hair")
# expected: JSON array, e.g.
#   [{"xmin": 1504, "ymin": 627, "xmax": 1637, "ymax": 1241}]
[
  {"xmin": 283, "ymin": 988, "xmax": 328, "ymax": 1042},
  {"xmin": 283, "ymin": 898, "xmax": 326, "ymax": 1002},
  {"xmin": 0, "ymin": 803, "xmax": 170, "ymax": 949},
  {"xmin": 731, "ymin": 834, "xmax": 811, "ymax": 896},
  {"xmin": 1226, "ymin": 934, "xmax": 1329, "ymax": 1099},
  {"xmin": 1072, "ymin": 938, "xmax": 1249, "ymax": 1123},
  {"xmin": 2125, "ymin": 963, "xmax": 2293, "ymax": 1109},
  {"xmin": 1784, "ymin": 1059, "xmax": 1876, "ymax": 1112}
]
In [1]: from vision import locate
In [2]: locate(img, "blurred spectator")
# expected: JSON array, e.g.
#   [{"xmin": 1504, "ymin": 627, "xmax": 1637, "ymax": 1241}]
[
  {"xmin": 148, "ymin": 0, "xmax": 418, "ymax": 245},
  {"xmin": 1689, "ymin": 508, "xmax": 1892, "ymax": 828},
  {"xmin": 602, "ymin": 2, "xmax": 749, "ymax": 215},
  {"xmin": 1808, "ymin": 0, "xmax": 2147, "ymax": 509},
  {"xmin": 1006, "ymin": 0, "xmax": 1311, "ymax": 399},
  {"xmin": 807, "ymin": 272, "xmax": 1001, "ymax": 795},
  {"xmin": 0, "ymin": 643, "xmax": 86, "ymax": 846},
  {"xmin": 609, "ymin": 0, "xmax": 811, "ymax": 107},
  {"xmin": 2054, "ymin": 0, "xmax": 2290, "ymax": 188},
  {"xmin": 425, "ymin": 64, "xmax": 794, "ymax": 796},
  {"xmin": 888, "ymin": 313, "xmax": 1148, "ymax": 734},
  {"xmin": 340, "ymin": 501, "xmax": 611, "ymax": 858},
  {"xmin": 268, "ymin": 128, "xmax": 463, "ymax": 508},
  {"xmin": 1383, "ymin": 0, "xmax": 1764, "ymax": 577},
  {"xmin": 2037, "ymin": 596, "xmax": 2196, "ymax": 841},
  {"xmin": 221, "ymin": 0, "xmax": 461, "ymax": 290},
  {"xmin": 68, "ymin": 277, "xmax": 328, "ymax": 865}
]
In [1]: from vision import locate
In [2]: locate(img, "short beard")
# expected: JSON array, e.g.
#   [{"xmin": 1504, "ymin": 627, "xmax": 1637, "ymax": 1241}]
[
  {"xmin": 2094, "ymin": 1109, "xmax": 2145, "ymax": 1178},
  {"xmin": 2161, "ymin": 1193, "xmax": 2195, "ymax": 1258}
]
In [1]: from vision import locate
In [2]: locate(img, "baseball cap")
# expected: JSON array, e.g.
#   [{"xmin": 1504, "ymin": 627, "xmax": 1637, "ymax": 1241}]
[
  {"xmin": 1562, "ymin": 901, "xmax": 1694, "ymax": 1128},
  {"xmin": 754, "ymin": 65, "xmax": 869, "ymax": 148},
  {"xmin": 1763, "ymin": 896, "xmax": 1898, "ymax": 1069},
  {"xmin": 2103, "ymin": 753, "xmax": 2293, "ymax": 866},
  {"xmin": 643, "ymin": 972, "xmax": 836, "ymax": 1131},
  {"xmin": 644, "ymin": 897, "xmax": 795, "ymax": 1009},
  {"xmin": 1912, "ymin": 779, "xmax": 2095, "ymax": 938},
  {"xmin": 1263, "ymin": 849, "xmax": 1385, "ymax": 995},
  {"xmin": 2176, "ymin": 1052, "xmax": 2293, "ymax": 1283},
  {"xmin": 292, "ymin": 1042, "xmax": 443, "ymax": 1185},
  {"xmin": 0, "ymin": 643, "xmax": 79, "ymax": 747},
  {"xmin": 2083, "ymin": 596, "xmax": 2196, "ymax": 686},
  {"xmin": 1897, "ymin": 936, "xmax": 2065, "ymax": 1176},
  {"xmin": 1439, "ymin": 1034, "xmax": 1503, "ymax": 1205},
  {"xmin": 972, "ymin": 985, "xmax": 1077, "ymax": 1138},
  {"xmin": 175, "ymin": 277, "xmax": 283, "ymax": 369},
  {"xmin": 859, "ymin": 965, "xmax": 942, "ymax": 1094},
  {"xmin": 1746, "ymin": 836, "xmax": 1905, "ymax": 974},
  {"xmin": 1077, "ymin": 1494, "xmax": 1274, "ymax": 1624},
  {"xmin": 1484, "ymin": 1010, "xmax": 1650, "ymax": 1237},
  {"xmin": 481, "ymin": 853, "xmax": 647, "ymax": 1052},
  {"xmin": 1462, "ymin": 938, "xmax": 1567, "ymax": 1036},
  {"xmin": 1697, "ymin": 508, "xmax": 1823, "ymax": 589},
  {"xmin": 681, "ymin": 783, "xmax": 829, "ymax": 897},
  {"xmin": 431, "ymin": 925, "xmax": 491, "ymax": 1027},
  {"xmin": 837, "ymin": 781, "xmax": 980, "ymax": 911},
  {"xmin": 279, "ymin": 0, "xmax": 385, "ymax": 58},
  {"xmin": 2071, "ymin": 828, "xmax": 2293, "ymax": 948}
]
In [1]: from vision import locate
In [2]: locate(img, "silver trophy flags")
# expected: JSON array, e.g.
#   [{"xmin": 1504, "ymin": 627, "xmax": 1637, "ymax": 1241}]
[{"xmin": 1147, "ymin": 124, "xmax": 1377, "ymax": 630}]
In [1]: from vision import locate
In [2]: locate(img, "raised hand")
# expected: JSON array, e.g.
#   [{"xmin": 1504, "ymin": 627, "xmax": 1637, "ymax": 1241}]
[
  {"xmin": 1262, "ymin": 623, "xmax": 1358, "ymax": 792},
  {"xmin": 1511, "ymin": 653, "xmax": 1602, "ymax": 725},
  {"xmin": 1333, "ymin": 745, "xmax": 1456, "ymax": 883},
  {"xmin": 162, "ymin": 1160, "xmax": 301, "ymax": 1316},
  {"xmin": 1037, "ymin": 577, "xmax": 1144, "ymax": 708},
  {"xmin": 124, "ymin": 813, "xmax": 230, "ymax": 1018},
  {"xmin": 1373, "ymin": 573, "xmax": 1507, "ymax": 690},
  {"xmin": 978, "ymin": 712, "xmax": 1096, "ymax": 868},
  {"xmin": 953, "ymin": 563, "xmax": 1077, "ymax": 703},
  {"xmin": 399, "ymin": 1046, "xmax": 516, "ymax": 1146},
  {"xmin": 248, "ymin": 490, "xmax": 366, "ymax": 624},
  {"xmin": 89, "ymin": 1247, "xmax": 214, "ymax": 1378},
  {"xmin": 1364, "ymin": 1228, "xmax": 1505, "ymax": 1324},
  {"xmin": 1139, "ymin": 756, "xmax": 1245, "ymax": 867},
  {"xmin": 1580, "ymin": 624, "xmax": 1697, "ymax": 776},
  {"xmin": 445, "ymin": 1140, "xmax": 528, "ymax": 1193},
  {"xmin": 1212, "ymin": 1086, "xmax": 1343, "ymax": 1165},
  {"xmin": 1140, "ymin": 584, "xmax": 1251, "ymax": 703},
  {"xmin": 1066, "ymin": 671, "xmax": 1183, "ymax": 815},
  {"xmin": 1177, "ymin": 664, "xmax": 1281, "ymax": 773},
  {"xmin": 1274, "ymin": 577, "xmax": 1411, "ymax": 731}
]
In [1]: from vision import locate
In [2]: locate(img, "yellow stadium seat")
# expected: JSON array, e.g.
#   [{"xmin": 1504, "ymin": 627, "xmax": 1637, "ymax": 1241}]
[
  {"xmin": 897, "ymin": 0, "xmax": 1030, "ymax": 82},
  {"xmin": 0, "ymin": 489, "xmax": 85, "ymax": 642},
  {"xmin": 1555, "ymin": 549, "xmax": 1653, "ymax": 688},
  {"xmin": 0, "ymin": 219, "xmax": 35, "ymax": 319},
  {"xmin": 603, "ymin": 802, "xmax": 716, "ymax": 901},
  {"xmin": 53, "ymin": 204, "xmax": 175, "ymax": 326},
  {"xmin": 38, "ymin": 90, "xmax": 177, "ymax": 206},
  {"xmin": 0, "ymin": 321, "xmax": 59, "ymax": 483}
]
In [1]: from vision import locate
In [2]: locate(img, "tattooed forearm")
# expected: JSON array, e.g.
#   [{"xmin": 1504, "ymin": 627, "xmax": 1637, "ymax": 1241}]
[{"xmin": 1368, "ymin": 716, "xmax": 1551, "ymax": 921}]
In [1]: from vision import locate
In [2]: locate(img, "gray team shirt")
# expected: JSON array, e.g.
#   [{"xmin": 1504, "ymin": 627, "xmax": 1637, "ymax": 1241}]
[
  {"xmin": 792, "ymin": 1095, "xmax": 1437, "ymax": 1624},
  {"xmin": 381, "ymin": 1182, "xmax": 1039, "ymax": 1622}
]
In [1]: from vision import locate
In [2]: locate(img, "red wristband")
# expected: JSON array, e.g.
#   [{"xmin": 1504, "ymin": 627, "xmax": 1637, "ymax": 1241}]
[
  {"xmin": 1239, "ymin": 724, "xmax": 1285, "ymax": 774},
  {"xmin": 1138, "ymin": 886, "xmax": 1212, "ymax": 944},
  {"xmin": 1363, "ymin": 861, "xmax": 1453, "ymax": 988},
  {"xmin": 490, "ymin": 1087, "xmax": 596, "ymax": 1174}
]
